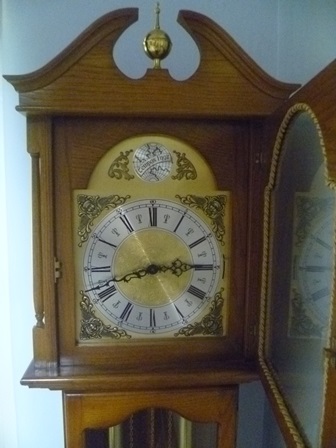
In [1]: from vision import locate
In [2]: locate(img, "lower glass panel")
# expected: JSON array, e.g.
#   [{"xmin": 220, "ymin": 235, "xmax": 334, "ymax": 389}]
[{"xmin": 85, "ymin": 408, "xmax": 217, "ymax": 448}]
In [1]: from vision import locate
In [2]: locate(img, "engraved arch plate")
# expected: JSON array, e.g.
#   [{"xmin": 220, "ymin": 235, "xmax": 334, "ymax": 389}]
[{"xmin": 87, "ymin": 135, "xmax": 216, "ymax": 193}]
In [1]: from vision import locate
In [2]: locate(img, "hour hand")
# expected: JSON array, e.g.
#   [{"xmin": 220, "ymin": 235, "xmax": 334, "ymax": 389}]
[
  {"xmin": 84, "ymin": 266, "xmax": 154, "ymax": 291},
  {"xmin": 120, "ymin": 263, "xmax": 177, "ymax": 282},
  {"xmin": 118, "ymin": 267, "xmax": 153, "ymax": 283},
  {"xmin": 166, "ymin": 259, "xmax": 196, "ymax": 277}
]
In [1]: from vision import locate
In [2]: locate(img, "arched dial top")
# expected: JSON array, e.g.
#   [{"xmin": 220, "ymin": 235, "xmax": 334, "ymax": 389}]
[{"xmin": 88, "ymin": 134, "xmax": 217, "ymax": 192}]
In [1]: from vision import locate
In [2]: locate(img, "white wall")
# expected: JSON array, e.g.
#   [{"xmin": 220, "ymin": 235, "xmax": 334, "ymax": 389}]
[
  {"xmin": 277, "ymin": 0, "xmax": 336, "ymax": 84},
  {"xmin": 1, "ymin": 2, "xmax": 336, "ymax": 448}
]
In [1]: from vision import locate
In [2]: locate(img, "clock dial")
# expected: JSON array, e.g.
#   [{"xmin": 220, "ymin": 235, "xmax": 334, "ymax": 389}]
[{"xmin": 81, "ymin": 198, "xmax": 224, "ymax": 337}]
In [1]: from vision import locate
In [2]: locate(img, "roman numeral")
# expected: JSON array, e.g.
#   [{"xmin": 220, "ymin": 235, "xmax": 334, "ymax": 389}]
[
  {"xmin": 119, "ymin": 215, "xmax": 134, "ymax": 233},
  {"xmin": 174, "ymin": 213, "xmax": 186, "ymax": 232},
  {"xmin": 187, "ymin": 284, "xmax": 206, "ymax": 300},
  {"xmin": 189, "ymin": 236, "xmax": 206, "ymax": 249},
  {"xmin": 120, "ymin": 302, "xmax": 134, "ymax": 321},
  {"xmin": 174, "ymin": 305, "xmax": 184, "ymax": 319},
  {"xmin": 150, "ymin": 308, "xmax": 156, "ymax": 327},
  {"xmin": 194, "ymin": 264, "xmax": 214, "ymax": 271},
  {"xmin": 98, "ymin": 285, "xmax": 117, "ymax": 302},
  {"xmin": 98, "ymin": 238, "xmax": 117, "ymax": 248},
  {"xmin": 149, "ymin": 207, "xmax": 158, "ymax": 227},
  {"xmin": 91, "ymin": 266, "xmax": 110, "ymax": 272}
]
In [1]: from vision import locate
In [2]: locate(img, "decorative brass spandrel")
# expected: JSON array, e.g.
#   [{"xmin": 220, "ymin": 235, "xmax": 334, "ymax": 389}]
[
  {"xmin": 87, "ymin": 135, "xmax": 217, "ymax": 192},
  {"xmin": 79, "ymin": 287, "xmax": 225, "ymax": 340},
  {"xmin": 108, "ymin": 150, "xmax": 134, "ymax": 180},
  {"xmin": 79, "ymin": 292, "xmax": 131, "ymax": 340},
  {"xmin": 106, "ymin": 146, "xmax": 197, "ymax": 183},
  {"xmin": 176, "ymin": 194, "xmax": 227, "ymax": 245},
  {"xmin": 77, "ymin": 194, "xmax": 131, "ymax": 246},
  {"xmin": 174, "ymin": 288, "xmax": 225, "ymax": 337},
  {"xmin": 172, "ymin": 151, "xmax": 197, "ymax": 181}
]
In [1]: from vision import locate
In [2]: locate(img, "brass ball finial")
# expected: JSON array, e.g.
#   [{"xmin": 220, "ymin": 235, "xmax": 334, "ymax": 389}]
[{"xmin": 143, "ymin": 3, "xmax": 172, "ymax": 69}]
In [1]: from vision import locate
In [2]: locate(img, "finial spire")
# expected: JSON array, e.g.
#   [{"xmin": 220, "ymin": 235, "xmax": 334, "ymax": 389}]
[
  {"xmin": 155, "ymin": 2, "xmax": 160, "ymax": 29},
  {"xmin": 143, "ymin": 3, "xmax": 172, "ymax": 69}
]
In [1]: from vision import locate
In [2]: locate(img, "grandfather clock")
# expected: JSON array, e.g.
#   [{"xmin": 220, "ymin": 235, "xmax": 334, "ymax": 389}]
[{"xmin": 5, "ymin": 6, "xmax": 336, "ymax": 447}]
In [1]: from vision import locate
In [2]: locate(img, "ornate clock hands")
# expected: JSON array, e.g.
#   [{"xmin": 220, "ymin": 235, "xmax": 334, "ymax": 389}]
[
  {"xmin": 162, "ymin": 259, "xmax": 196, "ymax": 277},
  {"xmin": 85, "ymin": 258, "xmax": 200, "ymax": 293},
  {"xmin": 113, "ymin": 258, "xmax": 197, "ymax": 283},
  {"xmin": 84, "ymin": 269, "xmax": 148, "ymax": 292},
  {"xmin": 118, "ymin": 258, "xmax": 199, "ymax": 281}
]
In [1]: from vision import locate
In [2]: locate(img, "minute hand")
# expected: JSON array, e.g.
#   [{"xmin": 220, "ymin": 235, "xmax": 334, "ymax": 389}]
[
  {"xmin": 85, "ymin": 267, "xmax": 151, "ymax": 292},
  {"xmin": 85, "ymin": 259, "xmax": 201, "ymax": 293},
  {"xmin": 85, "ymin": 263, "xmax": 172, "ymax": 292}
]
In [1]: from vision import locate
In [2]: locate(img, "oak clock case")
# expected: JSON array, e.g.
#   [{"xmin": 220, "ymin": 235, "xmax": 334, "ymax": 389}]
[
  {"xmin": 73, "ymin": 135, "xmax": 230, "ymax": 342},
  {"xmin": 4, "ymin": 7, "xmax": 300, "ymax": 377},
  {"xmin": 5, "ymin": 7, "xmax": 307, "ymax": 447}
]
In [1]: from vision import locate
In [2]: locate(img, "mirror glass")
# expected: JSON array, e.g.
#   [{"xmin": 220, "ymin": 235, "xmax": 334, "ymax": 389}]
[
  {"xmin": 264, "ymin": 110, "xmax": 335, "ymax": 446},
  {"xmin": 85, "ymin": 407, "xmax": 218, "ymax": 448}
]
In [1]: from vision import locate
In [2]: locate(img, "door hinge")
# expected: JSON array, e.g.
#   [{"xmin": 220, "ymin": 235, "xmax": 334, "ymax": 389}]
[{"xmin": 54, "ymin": 257, "xmax": 62, "ymax": 283}]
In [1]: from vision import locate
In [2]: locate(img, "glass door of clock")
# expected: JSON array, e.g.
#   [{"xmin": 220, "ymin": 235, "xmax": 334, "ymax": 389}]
[{"xmin": 259, "ymin": 104, "xmax": 336, "ymax": 447}]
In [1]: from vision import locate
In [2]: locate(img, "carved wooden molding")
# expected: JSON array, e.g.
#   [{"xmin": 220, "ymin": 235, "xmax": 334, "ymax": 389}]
[{"xmin": 5, "ymin": 8, "xmax": 298, "ymax": 116}]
